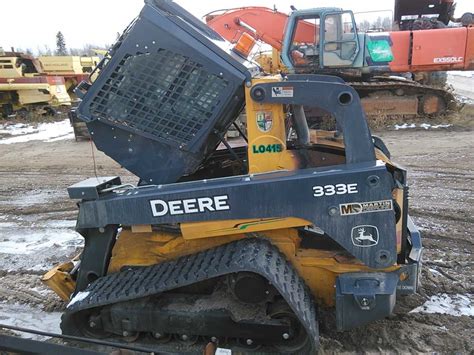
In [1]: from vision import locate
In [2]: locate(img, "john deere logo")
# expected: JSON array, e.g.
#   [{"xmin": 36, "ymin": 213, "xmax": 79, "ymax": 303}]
[
  {"xmin": 256, "ymin": 112, "xmax": 273, "ymax": 132},
  {"xmin": 351, "ymin": 225, "xmax": 379, "ymax": 247}
]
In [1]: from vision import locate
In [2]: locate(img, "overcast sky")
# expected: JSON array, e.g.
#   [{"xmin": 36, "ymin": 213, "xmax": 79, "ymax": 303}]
[{"xmin": 1, "ymin": 0, "xmax": 470, "ymax": 52}]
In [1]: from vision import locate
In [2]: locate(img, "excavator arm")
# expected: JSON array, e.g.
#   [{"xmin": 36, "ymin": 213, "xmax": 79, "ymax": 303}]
[{"xmin": 205, "ymin": 7, "xmax": 317, "ymax": 51}]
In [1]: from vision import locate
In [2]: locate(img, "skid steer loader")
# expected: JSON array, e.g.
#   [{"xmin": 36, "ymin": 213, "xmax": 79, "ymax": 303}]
[{"xmin": 42, "ymin": 0, "xmax": 422, "ymax": 353}]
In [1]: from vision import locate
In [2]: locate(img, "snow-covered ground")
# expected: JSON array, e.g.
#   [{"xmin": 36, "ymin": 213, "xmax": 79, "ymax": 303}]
[
  {"xmin": 0, "ymin": 119, "xmax": 74, "ymax": 145},
  {"xmin": 411, "ymin": 293, "xmax": 474, "ymax": 317},
  {"xmin": 0, "ymin": 213, "xmax": 82, "ymax": 271},
  {"xmin": 448, "ymin": 71, "xmax": 474, "ymax": 103},
  {"xmin": 0, "ymin": 302, "xmax": 62, "ymax": 339},
  {"xmin": 448, "ymin": 71, "xmax": 474, "ymax": 79},
  {"xmin": 0, "ymin": 220, "xmax": 80, "ymax": 256}
]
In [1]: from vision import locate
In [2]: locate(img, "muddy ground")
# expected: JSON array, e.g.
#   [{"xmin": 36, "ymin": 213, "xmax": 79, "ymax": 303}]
[{"xmin": 0, "ymin": 107, "xmax": 473, "ymax": 353}]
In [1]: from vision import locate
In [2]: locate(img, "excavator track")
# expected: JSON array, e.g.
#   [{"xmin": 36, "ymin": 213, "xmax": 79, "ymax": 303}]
[
  {"xmin": 62, "ymin": 238, "xmax": 318, "ymax": 354},
  {"xmin": 349, "ymin": 78, "xmax": 458, "ymax": 117}
]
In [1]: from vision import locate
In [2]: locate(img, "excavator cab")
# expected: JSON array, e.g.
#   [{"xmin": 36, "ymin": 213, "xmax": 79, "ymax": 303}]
[{"xmin": 281, "ymin": 8, "xmax": 361, "ymax": 71}]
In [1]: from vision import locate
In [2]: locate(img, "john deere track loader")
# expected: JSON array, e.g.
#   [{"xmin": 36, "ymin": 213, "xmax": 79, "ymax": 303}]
[{"xmin": 43, "ymin": 0, "xmax": 422, "ymax": 353}]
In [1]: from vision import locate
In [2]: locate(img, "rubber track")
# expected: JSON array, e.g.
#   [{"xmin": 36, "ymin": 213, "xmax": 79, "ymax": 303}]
[{"xmin": 63, "ymin": 238, "xmax": 319, "ymax": 353}]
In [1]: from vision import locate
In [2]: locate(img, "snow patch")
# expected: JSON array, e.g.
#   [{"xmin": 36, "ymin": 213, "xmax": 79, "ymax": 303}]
[
  {"xmin": 410, "ymin": 293, "xmax": 474, "ymax": 317},
  {"xmin": 0, "ymin": 220, "xmax": 82, "ymax": 256},
  {"xmin": 395, "ymin": 123, "xmax": 416, "ymax": 130},
  {"xmin": 2, "ymin": 189, "xmax": 64, "ymax": 207},
  {"xmin": 395, "ymin": 123, "xmax": 452, "ymax": 130},
  {"xmin": 0, "ymin": 302, "xmax": 62, "ymax": 340},
  {"xmin": 428, "ymin": 268, "xmax": 443, "ymax": 277},
  {"xmin": 67, "ymin": 291, "xmax": 90, "ymax": 308},
  {"xmin": 448, "ymin": 71, "xmax": 474, "ymax": 78},
  {"xmin": 0, "ymin": 119, "xmax": 73, "ymax": 145},
  {"xmin": 419, "ymin": 123, "xmax": 453, "ymax": 130},
  {"xmin": 0, "ymin": 123, "xmax": 36, "ymax": 136}
]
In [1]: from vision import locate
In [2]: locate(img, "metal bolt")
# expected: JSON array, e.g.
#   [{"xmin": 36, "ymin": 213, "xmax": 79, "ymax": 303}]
[
  {"xmin": 89, "ymin": 321, "xmax": 96, "ymax": 328},
  {"xmin": 211, "ymin": 336, "xmax": 218, "ymax": 343},
  {"xmin": 246, "ymin": 339, "xmax": 253, "ymax": 345},
  {"xmin": 181, "ymin": 334, "xmax": 189, "ymax": 341},
  {"xmin": 328, "ymin": 206, "xmax": 339, "ymax": 216},
  {"xmin": 123, "ymin": 331, "xmax": 129, "ymax": 337},
  {"xmin": 99, "ymin": 227, "xmax": 105, "ymax": 233},
  {"xmin": 361, "ymin": 297, "xmax": 370, "ymax": 307},
  {"xmin": 282, "ymin": 333, "xmax": 290, "ymax": 340},
  {"xmin": 153, "ymin": 332, "xmax": 162, "ymax": 339}
]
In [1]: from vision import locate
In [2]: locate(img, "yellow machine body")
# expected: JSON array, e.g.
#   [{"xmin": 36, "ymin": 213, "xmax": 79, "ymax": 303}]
[
  {"xmin": 38, "ymin": 56, "xmax": 100, "ymax": 76},
  {"xmin": 0, "ymin": 55, "xmax": 71, "ymax": 112}
]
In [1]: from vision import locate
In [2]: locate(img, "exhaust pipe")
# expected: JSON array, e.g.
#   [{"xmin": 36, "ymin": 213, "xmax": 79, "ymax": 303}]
[{"xmin": 293, "ymin": 105, "xmax": 310, "ymax": 146}]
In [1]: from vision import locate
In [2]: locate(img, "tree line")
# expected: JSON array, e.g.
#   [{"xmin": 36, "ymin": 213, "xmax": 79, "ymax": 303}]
[
  {"xmin": 14, "ymin": 31, "xmax": 110, "ymax": 57},
  {"xmin": 357, "ymin": 17, "xmax": 393, "ymax": 32}
]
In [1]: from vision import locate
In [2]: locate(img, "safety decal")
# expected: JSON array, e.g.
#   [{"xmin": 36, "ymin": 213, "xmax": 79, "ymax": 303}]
[
  {"xmin": 271, "ymin": 86, "xmax": 294, "ymax": 98},
  {"xmin": 340, "ymin": 199, "xmax": 393, "ymax": 216},
  {"xmin": 351, "ymin": 225, "xmax": 379, "ymax": 247},
  {"xmin": 256, "ymin": 111, "xmax": 273, "ymax": 132}
]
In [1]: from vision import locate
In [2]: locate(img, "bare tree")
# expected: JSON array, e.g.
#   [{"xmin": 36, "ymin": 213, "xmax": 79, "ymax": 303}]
[
  {"xmin": 358, "ymin": 20, "xmax": 371, "ymax": 32},
  {"xmin": 382, "ymin": 17, "xmax": 393, "ymax": 31},
  {"xmin": 38, "ymin": 45, "xmax": 53, "ymax": 56}
]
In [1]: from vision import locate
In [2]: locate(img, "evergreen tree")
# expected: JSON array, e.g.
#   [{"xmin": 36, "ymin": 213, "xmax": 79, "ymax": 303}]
[{"xmin": 56, "ymin": 31, "xmax": 67, "ymax": 55}]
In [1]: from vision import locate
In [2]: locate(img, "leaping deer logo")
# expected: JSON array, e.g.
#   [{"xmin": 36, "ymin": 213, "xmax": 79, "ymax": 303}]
[
  {"xmin": 356, "ymin": 228, "xmax": 377, "ymax": 243},
  {"xmin": 352, "ymin": 225, "xmax": 379, "ymax": 247}
]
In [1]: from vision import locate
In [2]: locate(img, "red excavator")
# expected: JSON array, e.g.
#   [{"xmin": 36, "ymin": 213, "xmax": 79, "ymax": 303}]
[{"xmin": 206, "ymin": 0, "xmax": 473, "ymax": 117}]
